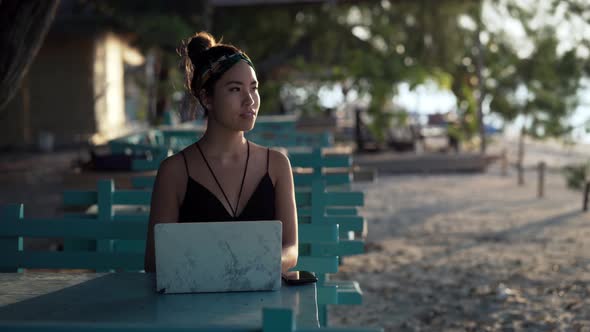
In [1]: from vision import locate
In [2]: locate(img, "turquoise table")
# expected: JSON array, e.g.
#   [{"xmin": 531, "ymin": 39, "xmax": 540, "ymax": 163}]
[{"xmin": 0, "ymin": 272, "xmax": 319, "ymax": 331}]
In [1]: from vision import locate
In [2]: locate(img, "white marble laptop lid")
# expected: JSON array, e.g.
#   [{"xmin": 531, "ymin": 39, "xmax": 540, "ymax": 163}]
[{"xmin": 154, "ymin": 220, "xmax": 282, "ymax": 294}]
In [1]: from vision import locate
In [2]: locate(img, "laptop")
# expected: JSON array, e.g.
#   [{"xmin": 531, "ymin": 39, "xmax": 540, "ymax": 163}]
[{"xmin": 154, "ymin": 220, "xmax": 282, "ymax": 294}]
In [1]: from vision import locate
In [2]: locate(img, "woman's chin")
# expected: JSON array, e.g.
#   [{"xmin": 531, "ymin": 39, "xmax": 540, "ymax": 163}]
[
  {"xmin": 237, "ymin": 119, "xmax": 256, "ymax": 132},
  {"xmin": 230, "ymin": 123, "xmax": 255, "ymax": 132}
]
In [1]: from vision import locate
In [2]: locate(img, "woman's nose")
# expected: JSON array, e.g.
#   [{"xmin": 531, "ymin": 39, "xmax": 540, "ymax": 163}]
[{"xmin": 243, "ymin": 91, "xmax": 255, "ymax": 106}]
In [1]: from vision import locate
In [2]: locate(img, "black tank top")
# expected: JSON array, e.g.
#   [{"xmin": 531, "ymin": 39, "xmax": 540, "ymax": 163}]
[{"xmin": 178, "ymin": 146, "xmax": 276, "ymax": 222}]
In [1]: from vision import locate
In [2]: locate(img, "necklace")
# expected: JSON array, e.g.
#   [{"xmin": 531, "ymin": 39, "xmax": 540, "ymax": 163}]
[{"xmin": 195, "ymin": 140, "xmax": 250, "ymax": 218}]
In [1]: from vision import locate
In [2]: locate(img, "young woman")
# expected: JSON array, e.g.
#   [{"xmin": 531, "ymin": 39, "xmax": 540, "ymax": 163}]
[{"xmin": 144, "ymin": 32, "xmax": 298, "ymax": 275}]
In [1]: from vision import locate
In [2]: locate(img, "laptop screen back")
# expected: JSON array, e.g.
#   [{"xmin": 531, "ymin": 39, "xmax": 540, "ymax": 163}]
[{"xmin": 154, "ymin": 220, "xmax": 282, "ymax": 294}]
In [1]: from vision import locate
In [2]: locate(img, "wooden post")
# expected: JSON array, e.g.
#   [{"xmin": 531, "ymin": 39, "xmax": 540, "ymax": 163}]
[
  {"xmin": 475, "ymin": 6, "xmax": 486, "ymax": 154},
  {"xmin": 0, "ymin": 204, "xmax": 24, "ymax": 272},
  {"xmin": 97, "ymin": 179, "xmax": 115, "ymax": 272},
  {"xmin": 583, "ymin": 181, "xmax": 590, "ymax": 212},
  {"xmin": 537, "ymin": 162, "xmax": 545, "ymax": 198},
  {"xmin": 517, "ymin": 125, "xmax": 525, "ymax": 186},
  {"xmin": 501, "ymin": 149, "xmax": 507, "ymax": 176}
]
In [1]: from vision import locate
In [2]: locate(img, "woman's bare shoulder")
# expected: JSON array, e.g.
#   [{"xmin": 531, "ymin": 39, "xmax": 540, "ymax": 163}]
[
  {"xmin": 267, "ymin": 147, "xmax": 292, "ymax": 182},
  {"xmin": 268, "ymin": 147, "xmax": 290, "ymax": 165},
  {"xmin": 156, "ymin": 153, "xmax": 187, "ymax": 181}
]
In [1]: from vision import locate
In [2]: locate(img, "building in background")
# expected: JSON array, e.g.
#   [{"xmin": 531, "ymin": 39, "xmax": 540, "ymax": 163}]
[{"xmin": 0, "ymin": 1, "xmax": 144, "ymax": 150}]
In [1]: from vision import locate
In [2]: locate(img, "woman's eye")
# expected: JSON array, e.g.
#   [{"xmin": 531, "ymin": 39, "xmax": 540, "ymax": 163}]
[{"xmin": 229, "ymin": 87, "xmax": 240, "ymax": 92}]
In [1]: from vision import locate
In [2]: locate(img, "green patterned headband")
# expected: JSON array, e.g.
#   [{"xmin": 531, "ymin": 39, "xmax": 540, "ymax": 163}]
[{"xmin": 196, "ymin": 52, "xmax": 255, "ymax": 90}]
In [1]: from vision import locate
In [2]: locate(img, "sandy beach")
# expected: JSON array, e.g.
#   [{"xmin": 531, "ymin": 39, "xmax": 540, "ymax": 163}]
[{"xmin": 329, "ymin": 140, "xmax": 590, "ymax": 331}]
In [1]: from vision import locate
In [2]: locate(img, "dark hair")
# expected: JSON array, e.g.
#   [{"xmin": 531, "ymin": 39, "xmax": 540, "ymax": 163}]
[{"xmin": 179, "ymin": 32, "xmax": 244, "ymax": 115}]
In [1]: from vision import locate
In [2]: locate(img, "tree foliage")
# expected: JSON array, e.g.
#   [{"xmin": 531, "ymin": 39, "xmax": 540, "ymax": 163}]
[
  {"xmin": 486, "ymin": 1, "xmax": 588, "ymax": 140},
  {"xmin": 72, "ymin": 0, "xmax": 590, "ymax": 142}
]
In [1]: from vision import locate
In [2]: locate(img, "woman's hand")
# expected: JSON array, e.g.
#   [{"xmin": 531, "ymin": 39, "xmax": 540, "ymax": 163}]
[{"xmin": 281, "ymin": 245, "xmax": 298, "ymax": 274}]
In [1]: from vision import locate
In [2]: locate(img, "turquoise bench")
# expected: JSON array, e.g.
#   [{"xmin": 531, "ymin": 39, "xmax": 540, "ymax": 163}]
[
  {"xmin": 108, "ymin": 126, "xmax": 205, "ymax": 171},
  {"xmin": 62, "ymin": 179, "xmax": 341, "ymax": 272},
  {"xmin": 246, "ymin": 114, "xmax": 333, "ymax": 148},
  {"xmin": 126, "ymin": 147, "xmax": 366, "ymax": 256},
  {"xmin": 125, "ymin": 133, "xmax": 336, "ymax": 172},
  {"xmin": 66, "ymin": 178, "xmax": 364, "ymax": 259},
  {"xmin": 127, "ymin": 147, "xmax": 366, "ymax": 258},
  {"xmin": 61, "ymin": 178, "xmax": 363, "ymax": 325},
  {"xmin": 0, "ymin": 205, "xmax": 382, "ymax": 331},
  {"xmin": 1, "ymin": 202, "xmax": 338, "ymax": 273},
  {"xmin": 0, "ymin": 204, "xmax": 146, "ymax": 272},
  {"xmin": 295, "ymin": 180, "xmax": 365, "ymax": 325},
  {"xmin": 287, "ymin": 149, "xmax": 366, "ymax": 324},
  {"xmin": 108, "ymin": 113, "xmax": 333, "ymax": 172},
  {"xmin": 247, "ymin": 131, "xmax": 333, "ymax": 149},
  {"xmin": 129, "ymin": 168, "xmax": 351, "ymax": 192}
]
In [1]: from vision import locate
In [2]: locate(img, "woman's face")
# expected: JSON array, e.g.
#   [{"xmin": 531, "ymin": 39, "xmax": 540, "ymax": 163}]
[{"xmin": 204, "ymin": 61, "xmax": 260, "ymax": 132}]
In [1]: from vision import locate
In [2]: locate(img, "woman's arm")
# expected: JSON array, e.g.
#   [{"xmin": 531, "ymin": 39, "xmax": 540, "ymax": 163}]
[
  {"xmin": 271, "ymin": 150, "xmax": 298, "ymax": 274},
  {"xmin": 144, "ymin": 156, "xmax": 182, "ymax": 272}
]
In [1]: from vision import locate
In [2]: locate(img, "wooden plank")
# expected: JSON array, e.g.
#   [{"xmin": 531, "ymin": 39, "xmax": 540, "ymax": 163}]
[
  {"xmin": 62, "ymin": 191, "xmax": 97, "ymax": 206},
  {"xmin": 310, "ymin": 240, "xmax": 364, "ymax": 256},
  {"xmin": 113, "ymin": 190, "xmax": 151, "ymax": 205},
  {"xmin": 319, "ymin": 216, "xmax": 364, "ymax": 231},
  {"xmin": 294, "ymin": 256, "xmax": 339, "ymax": 273},
  {"xmin": 0, "ymin": 219, "xmax": 147, "ymax": 239},
  {"xmin": 325, "ymin": 192, "xmax": 364, "ymax": 206},
  {"xmin": 294, "ymin": 172, "xmax": 350, "ymax": 186},
  {"xmin": 298, "ymin": 224, "xmax": 338, "ymax": 243},
  {"xmin": 0, "ymin": 205, "xmax": 24, "ymax": 272}
]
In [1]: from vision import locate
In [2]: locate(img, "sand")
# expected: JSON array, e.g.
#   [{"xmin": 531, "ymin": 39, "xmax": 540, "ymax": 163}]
[{"xmin": 329, "ymin": 140, "xmax": 590, "ymax": 331}]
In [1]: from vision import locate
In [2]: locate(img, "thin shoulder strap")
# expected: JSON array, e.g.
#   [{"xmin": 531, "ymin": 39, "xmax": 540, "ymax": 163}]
[
  {"xmin": 266, "ymin": 148, "xmax": 270, "ymax": 172},
  {"xmin": 180, "ymin": 151, "xmax": 190, "ymax": 177}
]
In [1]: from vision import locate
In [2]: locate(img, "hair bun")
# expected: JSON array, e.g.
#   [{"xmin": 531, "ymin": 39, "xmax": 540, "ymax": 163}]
[{"xmin": 187, "ymin": 32, "xmax": 217, "ymax": 61}]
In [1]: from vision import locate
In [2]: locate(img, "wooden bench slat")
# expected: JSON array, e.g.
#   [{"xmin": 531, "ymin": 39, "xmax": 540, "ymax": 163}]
[
  {"xmin": 294, "ymin": 173, "xmax": 351, "ymax": 186},
  {"xmin": 294, "ymin": 256, "xmax": 339, "ymax": 273},
  {"xmin": 298, "ymin": 224, "xmax": 338, "ymax": 243},
  {"xmin": 295, "ymin": 191, "xmax": 364, "ymax": 207},
  {"xmin": 316, "ymin": 284, "xmax": 338, "ymax": 305},
  {"xmin": 325, "ymin": 280, "xmax": 363, "ymax": 305},
  {"xmin": 321, "ymin": 216, "xmax": 364, "ymax": 232},
  {"xmin": 0, "ymin": 219, "xmax": 147, "ymax": 239},
  {"xmin": 325, "ymin": 192, "xmax": 364, "ymax": 206},
  {"xmin": 113, "ymin": 191, "xmax": 151, "ymax": 205},
  {"xmin": 290, "ymin": 154, "xmax": 351, "ymax": 169},
  {"xmin": 325, "ymin": 207, "xmax": 359, "ymax": 215},
  {"xmin": 63, "ymin": 191, "xmax": 98, "ymax": 206},
  {"xmin": 310, "ymin": 240, "xmax": 365, "ymax": 257}
]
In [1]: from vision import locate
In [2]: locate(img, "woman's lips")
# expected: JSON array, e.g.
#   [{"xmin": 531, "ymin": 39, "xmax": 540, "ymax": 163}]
[{"xmin": 240, "ymin": 110, "xmax": 256, "ymax": 118}]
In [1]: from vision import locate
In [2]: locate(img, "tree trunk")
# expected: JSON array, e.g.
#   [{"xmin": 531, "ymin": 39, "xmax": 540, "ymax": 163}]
[
  {"xmin": 0, "ymin": 0, "xmax": 60, "ymax": 112},
  {"xmin": 355, "ymin": 108, "xmax": 364, "ymax": 152},
  {"xmin": 474, "ymin": 2, "xmax": 486, "ymax": 154},
  {"xmin": 517, "ymin": 125, "xmax": 525, "ymax": 186}
]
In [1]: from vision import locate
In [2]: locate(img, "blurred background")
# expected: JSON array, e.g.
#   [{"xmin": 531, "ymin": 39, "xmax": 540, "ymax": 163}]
[{"xmin": 3, "ymin": 0, "xmax": 590, "ymax": 154}]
